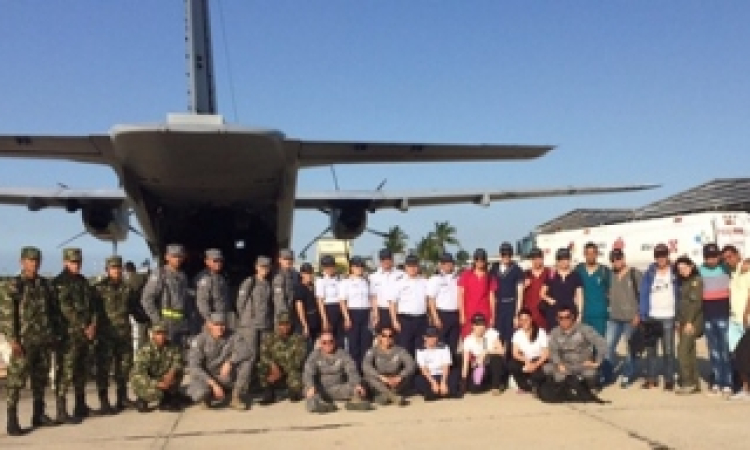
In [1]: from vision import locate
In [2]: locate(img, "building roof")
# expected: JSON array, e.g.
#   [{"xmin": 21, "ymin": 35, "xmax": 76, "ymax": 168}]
[
  {"xmin": 534, "ymin": 178, "xmax": 750, "ymax": 233},
  {"xmin": 634, "ymin": 178, "xmax": 750, "ymax": 218}
]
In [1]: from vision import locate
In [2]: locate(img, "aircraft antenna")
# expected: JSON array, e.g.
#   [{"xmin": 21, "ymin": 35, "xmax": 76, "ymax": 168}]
[
  {"xmin": 185, "ymin": 0, "xmax": 217, "ymax": 114},
  {"xmin": 216, "ymin": 0, "xmax": 239, "ymax": 122}
]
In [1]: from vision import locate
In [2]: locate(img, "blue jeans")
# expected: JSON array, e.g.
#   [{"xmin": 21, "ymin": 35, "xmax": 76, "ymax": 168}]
[
  {"xmin": 645, "ymin": 318, "xmax": 675, "ymax": 382},
  {"xmin": 605, "ymin": 320, "xmax": 636, "ymax": 381},
  {"xmin": 704, "ymin": 316, "xmax": 732, "ymax": 388}
]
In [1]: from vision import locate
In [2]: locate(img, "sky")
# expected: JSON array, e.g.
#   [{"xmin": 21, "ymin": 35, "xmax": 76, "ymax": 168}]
[{"xmin": 1, "ymin": 0, "xmax": 749, "ymax": 274}]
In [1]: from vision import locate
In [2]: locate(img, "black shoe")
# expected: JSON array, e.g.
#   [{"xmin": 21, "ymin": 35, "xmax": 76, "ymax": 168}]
[
  {"xmin": 31, "ymin": 400, "xmax": 58, "ymax": 428},
  {"xmin": 91, "ymin": 390, "xmax": 117, "ymax": 416},
  {"xmin": 73, "ymin": 392, "xmax": 91, "ymax": 419},
  {"xmin": 664, "ymin": 382, "xmax": 675, "ymax": 392},
  {"xmin": 7, "ymin": 407, "xmax": 30, "ymax": 437},
  {"xmin": 258, "ymin": 388, "xmax": 276, "ymax": 406},
  {"xmin": 158, "ymin": 392, "xmax": 181, "ymax": 412},
  {"xmin": 115, "ymin": 385, "xmax": 135, "ymax": 411},
  {"xmin": 135, "ymin": 399, "xmax": 149, "ymax": 413},
  {"xmin": 288, "ymin": 390, "xmax": 303, "ymax": 403},
  {"xmin": 55, "ymin": 397, "xmax": 82, "ymax": 425}
]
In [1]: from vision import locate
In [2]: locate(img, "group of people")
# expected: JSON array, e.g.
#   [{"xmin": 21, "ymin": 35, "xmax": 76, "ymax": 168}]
[{"xmin": 2, "ymin": 238, "xmax": 750, "ymax": 436}]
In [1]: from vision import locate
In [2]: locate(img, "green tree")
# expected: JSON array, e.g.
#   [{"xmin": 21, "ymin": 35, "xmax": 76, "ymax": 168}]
[
  {"xmin": 383, "ymin": 226, "xmax": 409, "ymax": 253},
  {"xmin": 416, "ymin": 233, "xmax": 441, "ymax": 267},
  {"xmin": 432, "ymin": 221, "xmax": 459, "ymax": 253},
  {"xmin": 456, "ymin": 249, "xmax": 470, "ymax": 268}
]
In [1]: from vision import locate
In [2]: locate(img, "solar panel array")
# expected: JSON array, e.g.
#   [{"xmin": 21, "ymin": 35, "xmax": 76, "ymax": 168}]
[{"xmin": 534, "ymin": 178, "xmax": 750, "ymax": 233}]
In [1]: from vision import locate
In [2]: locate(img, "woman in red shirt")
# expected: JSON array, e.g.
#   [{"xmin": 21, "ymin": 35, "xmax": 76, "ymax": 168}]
[
  {"xmin": 458, "ymin": 248, "xmax": 498, "ymax": 338},
  {"xmin": 522, "ymin": 248, "xmax": 550, "ymax": 330}
]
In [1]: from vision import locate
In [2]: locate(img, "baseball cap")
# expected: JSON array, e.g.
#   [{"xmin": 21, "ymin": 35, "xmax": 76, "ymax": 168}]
[
  {"xmin": 703, "ymin": 243, "xmax": 720, "ymax": 258},
  {"xmin": 405, "ymin": 254, "xmax": 419, "ymax": 266},
  {"xmin": 473, "ymin": 248, "xmax": 488, "ymax": 260},
  {"xmin": 63, "ymin": 248, "xmax": 82, "ymax": 262},
  {"xmin": 166, "ymin": 244, "xmax": 185, "ymax": 257},
  {"xmin": 299, "ymin": 262, "xmax": 314, "ymax": 274},
  {"xmin": 205, "ymin": 248, "xmax": 223, "ymax": 260},
  {"xmin": 349, "ymin": 256, "xmax": 365, "ymax": 267},
  {"xmin": 424, "ymin": 326, "xmax": 440, "ymax": 338},
  {"xmin": 609, "ymin": 249, "xmax": 624, "ymax": 261},
  {"xmin": 378, "ymin": 249, "xmax": 393, "ymax": 260},
  {"xmin": 528, "ymin": 247, "xmax": 543, "ymax": 259},
  {"xmin": 276, "ymin": 311, "xmax": 291, "ymax": 324},
  {"xmin": 20, "ymin": 246, "xmax": 41, "ymax": 260},
  {"xmin": 208, "ymin": 312, "xmax": 226, "ymax": 325},
  {"xmin": 256, "ymin": 256, "xmax": 272, "ymax": 266},
  {"xmin": 106, "ymin": 255, "xmax": 123, "ymax": 267},
  {"xmin": 653, "ymin": 243, "xmax": 669, "ymax": 257},
  {"xmin": 320, "ymin": 255, "xmax": 335, "ymax": 267},
  {"xmin": 471, "ymin": 313, "xmax": 487, "ymax": 325},
  {"xmin": 151, "ymin": 322, "xmax": 168, "ymax": 334},
  {"xmin": 439, "ymin": 252, "xmax": 454, "ymax": 263},
  {"xmin": 279, "ymin": 249, "xmax": 294, "ymax": 260},
  {"xmin": 499, "ymin": 242, "xmax": 514, "ymax": 255},
  {"xmin": 555, "ymin": 248, "xmax": 571, "ymax": 260}
]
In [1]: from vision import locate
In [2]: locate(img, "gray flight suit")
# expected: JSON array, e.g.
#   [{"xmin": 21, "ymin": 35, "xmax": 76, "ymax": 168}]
[
  {"xmin": 195, "ymin": 269, "xmax": 230, "ymax": 324},
  {"xmin": 303, "ymin": 348, "xmax": 363, "ymax": 412},
  {"xmin": 236, "ymin": 276, "xmax": 272, "ymax": 375},
  {"xmin": 272, "ymin": 268, "xmax": 298, "ymax": 323},
  {"xmin": 544, "ymin": 323, "xmax": 607, "ymax": 383},
  {"xmin": 141, "ymin": 266, "xmax": 190, "ymax": 346},
  {"xmin": 187, "ymin": 330, "xmax": 252, "ymax": 401},
  {"xmin": 361, "ymin": 345, "xmax": 416, "ymax": 398}
]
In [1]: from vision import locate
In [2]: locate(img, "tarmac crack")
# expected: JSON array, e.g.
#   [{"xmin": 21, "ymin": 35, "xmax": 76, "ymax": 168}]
[{"xmin": 567, "ymin": 405, "xmax": 675, "ymax": 450}]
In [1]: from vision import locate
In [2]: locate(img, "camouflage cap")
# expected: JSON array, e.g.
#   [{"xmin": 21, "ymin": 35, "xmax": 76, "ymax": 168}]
[
  {"xmin": 256, "ymin": 255, "xmax": 271, "ymax": 266},
  {"xmin": 279, "ymin": 248, "xmax": 294, "ymax": 260},
  {"xmin": 276, "ymin": 311, "xmax": 291, "ymax": 324},
  {"xmin": 205, "ymin": 248, "xmax": 223, "ymax": 260},
  {"xmin": 166, "ymin": 244, "xmax": 185, "ymax": 257},
  {"xmin": 106, "ymin": 255, "xmax": 123, "ymax": 267},
  {"xmin": 20, "ymin": 246, "xmax": 42, "ymax": 260},
  {"xmin": 208, "ymin": 312, "xmax": 226, "ymax": 325},
  {"xmin": 151, "ymin": 322, "xmax": 168, "ymax": 333},
  {"xmin": 63, "ymin": 248, "xmax": 83, "ymax": 261}
]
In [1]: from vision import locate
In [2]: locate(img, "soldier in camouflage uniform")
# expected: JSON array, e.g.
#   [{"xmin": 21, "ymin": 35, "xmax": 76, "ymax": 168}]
[
  {"xmin": 272, "ymin": 249, "xmax": 299, "ymax": 325},
  {"xmin": 130, "ymin": 321, "xmax": 184, "ymax": 413},
  {"xmin": 256, "ymin": 311, "xmax": 307, "ymax": 405},
  {"xmin": 194, "ymin": 249, "xmax": 230, "ymax": 331},
  {"xmin": 92, "ymin": 256, "xmax": 141, "ymax": 414},
  {"xmin": 53, "ymin": 247, "xmax": 96, "ymax": 425},
  {"xmin": 362, "ymin": 324, "xmax": 416, "ymax": 406},
  {"xmin": 187, "ymin": 313, "xmax": 252, "ymax": 410},
  {"xmin": 302, "ymin": 331, "xmax": 373, "ymax": 413},
  {"xmin": 141, "ymin": 244, "xmax": 190, "ymax": 347},
  {"xmin": 0, "ymin": 247, "xmax": 58, "ymax": 436},
  {"xmin": 236, "ymin": 255, "xmax": 273, "ymax": 379},
  {"xmin": 124, "ymin": 261, "xmax": 150, "ymax": 349}
]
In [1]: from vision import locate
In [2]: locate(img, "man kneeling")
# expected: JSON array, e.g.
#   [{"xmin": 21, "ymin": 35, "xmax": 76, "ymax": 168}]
[
  {"xmin": 256, "ymin": 312, "xmax": 308, "ymax": 405},
  {"xmin": 544, "ymin": 305, "xmax": 607, "ymax": 390},
  {"xmin": 130, "ymin": 322, "xmax": 184, "ymax": 413},
  {"xmin": 187, "ymin": 313, "xmax": 253, "ymax": 410},
  {"xmin": 362, "ymin": 325, "xmax": 416, "ymax": 406},
  {"xmin": 415, "ymin": 326, "xmax": 461, "ymax": 401},
  {"xmin": 303, "ymin": 331, "xmax": 373, "ymax": 413}
]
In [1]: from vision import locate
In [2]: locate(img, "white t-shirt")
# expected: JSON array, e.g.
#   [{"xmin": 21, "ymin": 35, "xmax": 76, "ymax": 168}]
[
  {"xmin": 387, "ymin": 276, "xmax": 429, "ymax": 315},
  {"xmin": 370, "ymin": 268, "xmax": 405, "ymax": 308},
  {"xmin": 315, "ymin": 275, "xmax": 340, "ymax": 305},
  {"xmin": 427, "ymin": 271, "xmax": 459, "ymax": 311},
  {"xmin": 649, "ymin": 270, "xmax": 675, "ymax": 319},
  {"xmin": 511, "ymin": 328, "xmax": 548, "ymax": 360},
  {"xmin": 416, "ymin": 345, "xmax": 452, "ymax": 376},
  {"xmin": 338, "ymin": 277, "xmax": 371, "ymax": 309},
  {"xmin": 462, "ymin": 328, "xmax": 501, "ymax": 361}
]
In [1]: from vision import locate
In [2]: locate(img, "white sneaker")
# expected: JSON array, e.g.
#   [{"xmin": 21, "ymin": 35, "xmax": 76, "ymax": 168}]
[
  {"xmin": 707, "ymin": 385, "xmax": 721, "ymax": 397},
  {"xmin": 730, "ymin": 391, "xmax": 750, "ymax": 401},
  {"xmin": 722, "ymin": 387, "xmax": 734, "ymax": 399}
]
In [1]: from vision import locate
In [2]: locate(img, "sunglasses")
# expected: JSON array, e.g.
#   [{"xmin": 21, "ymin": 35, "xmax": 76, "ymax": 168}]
[{"xmin": 320, "ymin": 339, "xmax": 334, "ymax": 345}]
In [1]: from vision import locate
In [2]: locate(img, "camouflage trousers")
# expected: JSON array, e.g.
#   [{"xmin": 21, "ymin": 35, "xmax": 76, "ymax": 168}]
[
  {"xmin": 131, "ymin": 370, "xmax": 183, "ymax": 404},
  {"xmin": 5, "ymin": 344, "xmax": 52, "ymax": 408},
  {"xmin": 256, "ymin": 358, "xmax": 304, "ymax": 391},
  {"xmin": 55, "ymin": 337, "xmax": 92, "ymax": 397},
  {"xmin": 95, "ymin": 331, "xmax": 134, "ymax": 389}
]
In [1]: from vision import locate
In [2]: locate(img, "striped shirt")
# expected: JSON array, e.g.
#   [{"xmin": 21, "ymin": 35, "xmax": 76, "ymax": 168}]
[{"xmin": 699, "ymin": 264, "xmax": 730, "ymax": 318}]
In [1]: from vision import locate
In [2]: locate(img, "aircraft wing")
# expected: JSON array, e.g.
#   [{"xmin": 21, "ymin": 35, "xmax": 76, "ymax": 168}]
[
  {"xmin": 288, "ymin": 140, "xmax": 553, "ymax": 167},
  {"xmin": 0, "ymin": 187, "xmax": 127, "ymax": 209},
  {"xmin": 0, "ymin": 135, "xmax": 112, "ymax": 164},
  {"xmin": 295, "ymin": 184, "xmax": 660, "ymax": 210}
]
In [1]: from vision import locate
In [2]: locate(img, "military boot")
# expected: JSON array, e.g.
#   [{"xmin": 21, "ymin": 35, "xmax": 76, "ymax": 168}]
[
  {"xmin": 73, "ymin": 390, "xmax": 91, "ymax": 419},
  {"xmin": 344, "ymin": 395, "xmax": 375, "ymax": 411},
  {"xmin": 31, "ymin": 399, "xmax": 57, "ymax": 428},
  {"xmin": 115, "ymin": 384, "xmax": 135, "ymax": 411},
  {"xmin": 55, "ymin": 397, "xmax": 82, "ymax": 425},
  {"xmin": 134, "ymin": 398, "xmax": 149, "ymax": 413},
  {"xmin": 258, "ymin": 387, "xmax": 276, "ymax": 406},
  {"xmin": 230, "ymin": 391, "xmax": 248, "ymax": 411},
  {"xmin": 288, "ymin": 389, "xmax": 303, "ymax": 403},
  {"xmin": 91, "ymin": 390, "xmax": 116, "ymax": 416},
  {"xmin": 7, "ymin": 406, "xmax": 29, "ymax": 437}
]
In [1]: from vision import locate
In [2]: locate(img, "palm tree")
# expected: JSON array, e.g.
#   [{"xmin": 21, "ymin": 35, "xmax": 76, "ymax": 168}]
[
  {"xmin": 456, "ymin": 249, "xmax": 470, "ymax": 268},
  {"xmin": 383, "ymin": 226, "xmax": 409, "ymax": 253},
  {"xmin": 432, "ymin": 221, "xmax": 459, "ymax": 253},
  {"xmin": 416, "ymin": 233, "xmax": 441, "ymax": 266}
]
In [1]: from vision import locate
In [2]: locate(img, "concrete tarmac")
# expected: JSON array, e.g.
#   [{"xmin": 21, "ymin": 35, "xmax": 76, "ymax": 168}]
[{"xmin": 0, "ymin": 382, "xmax": 747, "ymax": 450}]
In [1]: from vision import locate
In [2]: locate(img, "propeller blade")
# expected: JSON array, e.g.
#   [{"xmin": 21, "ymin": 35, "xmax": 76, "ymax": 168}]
[
  {"xmin": 57, "ymin": 230, "xmax": 89, "ymax": 248},
  {"xmin": 376, "ymin": 178, "xmax": 387, "ymax": 190},
  {"xmin": 366, "ymin": 228, "xmax": 390, "ymax": 238},
  {"xmin": 299, "ymin": 227, "xmax": 332, "ymax": 260}
]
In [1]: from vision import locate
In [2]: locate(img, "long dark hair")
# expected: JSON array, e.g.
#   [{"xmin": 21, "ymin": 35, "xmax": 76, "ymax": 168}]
[
  {"xmin": 674, "ymin": 256, "xmax": 699, "ymax": 280},
  {"xmin": 517, "ymin": 307, "xmax": 539, "ymax": 342}
]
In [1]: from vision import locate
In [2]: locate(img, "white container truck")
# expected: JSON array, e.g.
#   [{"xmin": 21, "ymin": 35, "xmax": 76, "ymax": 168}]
[{"xmin": 516, "ymin": 211, "xmax": 750, "ymax": 271}]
